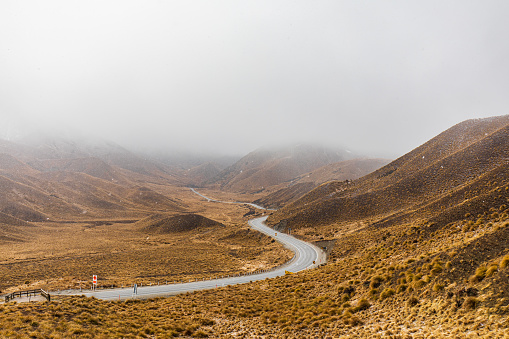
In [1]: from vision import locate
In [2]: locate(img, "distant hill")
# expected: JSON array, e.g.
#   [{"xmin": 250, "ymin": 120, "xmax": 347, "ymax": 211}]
[
  {"xmin": 208, "ymin": 144, "xmax": 356, "ymax": 193},
  {"xmin": 9, "ymin": 133, "xmax": 184, "ymax": 183},
  {"xmin": 254, "ymin": 158, "xmax": 391, "ymax": 208},
  {"xmin": 267, "ymin": 115, "xmax": 509, "ymax": 230},
  {"xmin": 147, "ymin": 150, "xmax": 240, "ymax": 171},
  {"xmin": 0, "ymin": 135, "xmax": 188, "ymax": 227},
  {"xmin": 183, "ymin": 162, "xmax": 223, "ymax": 186},
  {"xmin": 138, "ymin": 213, "xmax": 224, "ymax": 233},
  {"xmin": 29, "ymin": 157, "xmax": 125, "ymax": 183}
]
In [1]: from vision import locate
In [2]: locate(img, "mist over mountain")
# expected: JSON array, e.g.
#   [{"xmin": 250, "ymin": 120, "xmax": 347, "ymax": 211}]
[
  {"xmin": 0, "ymin": 133, "xmax": 189, "ymax": 234},
  {"xmin": 268, "ymin": 115, "xmax": 509, "ymax": 230},
  {"xmin": 207, "ymin": 144, "xmax": 359, "ymax": 193},
  {"xmin": 2, "ymin": 1, "xmax": 509, "ymax": 335},
  {"xmin": 254, "ymin": 157, "xmax": 391, "ymax": 209},
  {"xmin": 0, "ymin": 127, "xmax": 383, "ymax": 229},
  {"xmin": 143, "ymin": 149, "xmax": 241, "ymax": 171}
]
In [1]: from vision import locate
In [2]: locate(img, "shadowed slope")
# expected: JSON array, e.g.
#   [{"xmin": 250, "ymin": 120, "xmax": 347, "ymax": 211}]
[
  {"xmin": 139, "ymin": 213, "xmax": 225, "ymax": 233},
  {"xmin": 0, "ymin": 136, "xmax": 189, "ymax": 225},
  {"xmin": 268, "ymin": 115, "xmax": 509, "ymax": 229},
  {"xmin": 254, "ymin": 158, "xmax": 390, "ymax": 208},
  {"xmin": 210, "ymin": 144, "xmax": 355, "ymax": 193}
]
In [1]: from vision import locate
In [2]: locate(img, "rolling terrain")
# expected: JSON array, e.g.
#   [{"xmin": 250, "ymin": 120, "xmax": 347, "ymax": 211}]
[
  {"xmin": 183, "ymin": 162, "xmax": 224, "ymax": 186},
  {"xmin": 254, "ymin": 158, "xmax": 390, "ymax": 209},
  {"xmin": 0, "ymin": 135, "xmax": 187, "ymax": 228},
  {"xmin": 1, "ymin": 116, "xmax": 509, "ymax": 338},
  {"xmin": 139, "ymin": 213, "xmax": 226, "ymax": 234},
  {"xmin": 0, "ymin": 135, "xmax": 292, "ymax": 295},
  {"xmin": 268, "ymin": 115, "xmax": 509, "ymax": 230},
  {"xmin": 208, "ymin": 144, "xmax": 356, "ymax": 193},
  {"xmin": 200, "ymin": 144, "xmax": 390, "ymax": 209}
]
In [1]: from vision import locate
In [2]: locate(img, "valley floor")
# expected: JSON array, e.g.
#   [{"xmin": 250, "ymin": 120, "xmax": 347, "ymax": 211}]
[
  {"xmin": 0, "ymin": 188, "xmax": 291, "ymax": 294},
  {"xmin": 1, "ymin": 188, "xmax": 509, "ymax": 338}
]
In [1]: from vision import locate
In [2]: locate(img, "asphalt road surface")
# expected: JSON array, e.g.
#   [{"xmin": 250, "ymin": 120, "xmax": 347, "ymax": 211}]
[{"xmin": 54, "ymin": 192, "xmax": 325, "ymax": 300}]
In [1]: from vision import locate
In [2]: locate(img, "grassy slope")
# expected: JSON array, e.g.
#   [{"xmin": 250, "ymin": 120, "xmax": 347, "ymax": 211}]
[
  {"xmin": 1, "ymin": 209, "xmax": 508, "ymax": 338},
  {"xmin": 267, "ymin": 116, "xmax": 509, "ymax": 230},
  {"xmin": 1, "ymin": 116, "xmax": 509, "ymax": 337},
  {"xmin": 253, "ymin": 158, "xmax": 391, "ymax": 209},
  {"xmin": 0, "ymin": 143, "xmax": 293, "ymax": 294},
  {"xmin": 209, "ymin": 144, "xmax": 352, "ymax": 193}
]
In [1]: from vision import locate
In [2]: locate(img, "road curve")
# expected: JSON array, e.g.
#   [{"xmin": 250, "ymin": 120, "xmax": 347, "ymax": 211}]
[
  {"xmin": 55, "ymin": 191, "xmax": 325, "ymax": 300},
  {"xmin": 189, "ymin": 188, "xmax": 276, "ymax": 210}
]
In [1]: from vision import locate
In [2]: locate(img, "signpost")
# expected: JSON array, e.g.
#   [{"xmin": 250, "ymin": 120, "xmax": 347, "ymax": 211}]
[{"xmin": 93, "ymin": 275, "xmax": 97, "ymax": 290}]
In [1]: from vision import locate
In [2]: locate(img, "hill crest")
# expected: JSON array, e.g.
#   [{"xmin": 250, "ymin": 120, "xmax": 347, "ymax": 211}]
[
  {"xmin": 209, "ymin": 144, "xmax": 356, "ymax": 193},
  {"xmin": 138, "ymin": 213, "xmax": 225, "ymax": 234},
  {"xmin": 268, "ymin": 115, "xmax": 509, "ymax": 230}
]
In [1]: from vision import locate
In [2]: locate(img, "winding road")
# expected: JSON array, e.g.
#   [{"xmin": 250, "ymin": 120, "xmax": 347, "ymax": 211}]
[
  {"xmin": 55, "ymin": 190, "xmax": 325, "ymax": 300},
  {"xmin": 189, "ymin": 188, "xmax": 276, "ymax": 211}
]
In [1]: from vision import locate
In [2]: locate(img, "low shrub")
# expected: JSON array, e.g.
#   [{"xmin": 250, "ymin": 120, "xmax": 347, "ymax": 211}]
[
  {"xmin": 432, "ymin": 283, "xmax": 444, "ymax": 292},
  {"xmin": 469, "ymin": 265, "xmax": 487, "ymax": 283},
  {"xmin": 407, "ymin": 296, "xmax": 419, "ymax": 307},
  {"xmin": 486, "ymin": 264, "xmax": 498, "ymax": 277},
  {"xmin": 500, "ymin": 256, "xmax": 509, "ymax": 269},
  {"xmin": 355, "ymin": 298, "xmax": 371, "ymax": 312},
  {"xmin": 463, "ymin": 297, "xmax": 479, "ymax": 310},
  {"xmin": 396, "ymin": 284, "xmax": 407, "ymax": 293},
  {"xmin": 413, "ymin": 279, "xmax": 426, "ymax": 289},
  {"xmin": 380, "ymin": 288, "xmax": 395, "ymax": 300},
  {"xmin": 370, "ymin": 276, "xmax": 383, "ymax": 289},
  {"xmin": 348, "ymin": 316, "xmax": 363, "ymax": 326},
  {"xmin": 430, "ymin": 264, "xmax": 443, "ymax": 275}
]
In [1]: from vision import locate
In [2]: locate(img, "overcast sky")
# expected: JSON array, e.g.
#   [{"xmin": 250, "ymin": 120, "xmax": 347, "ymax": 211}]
[{"xmin": 1, "ymin": 1, "xmax": 508, "ymax": 158}]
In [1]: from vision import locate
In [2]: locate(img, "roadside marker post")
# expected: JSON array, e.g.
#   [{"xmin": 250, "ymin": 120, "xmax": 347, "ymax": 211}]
[
  {"xmin": 78, "ymin": 280, "xmax": 86, "ymax": 292},
  {"xmin": 93, "ymin": 275, "xmax": 97, "ymax": 291}
]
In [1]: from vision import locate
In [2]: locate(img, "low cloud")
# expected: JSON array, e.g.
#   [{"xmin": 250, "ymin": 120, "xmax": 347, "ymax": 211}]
[{"xmin": 1, "ymin": 1, "xmax": 508, "ymax": 158}]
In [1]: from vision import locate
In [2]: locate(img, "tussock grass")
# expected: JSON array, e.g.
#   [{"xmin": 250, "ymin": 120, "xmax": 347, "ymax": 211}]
[
  {"xmin": 0, "ymin": 190, "xmax": 291, "ymax": 293},
  {"xmin": 3, "ymin": 209, "xmax": 509, "ymax": 338}
]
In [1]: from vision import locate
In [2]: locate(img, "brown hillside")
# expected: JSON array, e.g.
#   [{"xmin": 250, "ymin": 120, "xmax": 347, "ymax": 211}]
[
  {"xmin": 210, "ymin": 144, "xmax": 355, "ymax": 193},
  {"xmin": 293, "ymin": 158, "xmax": 391, "ymax": 185},
  {"xmin": 0, "ymin": 136, "xmax": 190, "ymax": 224},
  {"xmin": 29, "ymin": 157, "xmax": 126, "ymax": 183},
  {"xmin": 139, "ymin": 213, "xmax": 225, "ymax": 233},
  {"xmin": 2, "ymin": 134, "xmax": 182, "ymax": 185},
  {"xmin": 126, "ymin": 186, "xmax": 185, "ymax": 211},
  {"xmin": 268, "ymin": 115, "xmax": 509, "ymax": 230},
  {"xmin": 184, "ymin": 162, "xmax": 222, "ymax": 186},
  {"xmin": 0, "ymin": 174, "xmax": 63, "ymax": 222},
  {"xmin": 32, "ymin": 172, "xmax": 186, "ymax": 219},
  {"xmin": 0, "ymin": 153, "xmax": 41, "ymax": 186},
  {"xmin": 255, "ymin": 158, "xmax": 390, "ymax": 208},
  {"xmin": 0, "ymin": 153, "xmax": 34, "ymax": 173}
]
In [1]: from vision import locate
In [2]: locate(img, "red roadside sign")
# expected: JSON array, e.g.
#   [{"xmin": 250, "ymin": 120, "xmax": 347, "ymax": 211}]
[{"xmin": 93, "ymin": 275, "xmax": 97, "ymax": 284}]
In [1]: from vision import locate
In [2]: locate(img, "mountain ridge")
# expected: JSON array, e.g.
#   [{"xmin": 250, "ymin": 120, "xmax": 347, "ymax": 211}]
[
  {"xmin": 208, "ymin": 144, "xmax": 357, "ymax": 193},
  {"xmin": 267, "ymin": 115, "xmax": 509, "ymax": 230}
]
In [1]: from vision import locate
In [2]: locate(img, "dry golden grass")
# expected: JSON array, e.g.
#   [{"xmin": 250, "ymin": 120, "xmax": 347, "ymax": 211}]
[
  {"xmin": 2, "ymin": 118, "xmax": 509, "ymax": 337},
  {"xmin": 268, "ymin": 116, "xmax": 509, "ymax": 234},
  {"xmin": 2, "ymin": 204, "xmax": 508, "ymax": 338},
  {"xmin": 0, "ymin": 188, "xmax": 291, "ymax": 293}
]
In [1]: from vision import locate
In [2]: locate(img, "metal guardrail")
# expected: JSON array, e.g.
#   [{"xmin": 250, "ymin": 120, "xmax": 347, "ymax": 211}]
[{"xmin": 4, "ymin": 289, "xmax": 50, "ymax": 302}]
